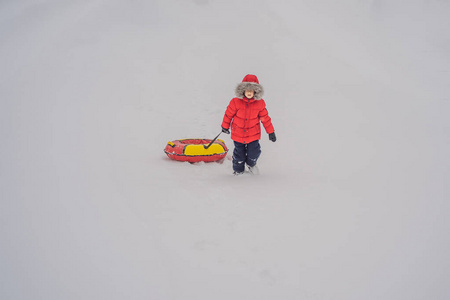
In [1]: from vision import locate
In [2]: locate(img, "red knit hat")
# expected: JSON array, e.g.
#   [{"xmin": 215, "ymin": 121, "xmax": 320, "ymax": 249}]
[{"xmin": 242, "ymin": 74, "xmax": 260, "ymax": 84}]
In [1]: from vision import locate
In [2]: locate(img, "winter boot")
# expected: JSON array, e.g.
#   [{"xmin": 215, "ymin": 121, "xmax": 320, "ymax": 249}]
[{"xmin": 247, "ymin": 164, "xmax": 259, "ymax": 175}]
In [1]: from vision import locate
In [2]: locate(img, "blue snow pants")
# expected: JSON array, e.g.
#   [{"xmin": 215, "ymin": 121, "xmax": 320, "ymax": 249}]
[{"xmin": 232, "ymin": 140, "xmax": 261, "ymax": 173}]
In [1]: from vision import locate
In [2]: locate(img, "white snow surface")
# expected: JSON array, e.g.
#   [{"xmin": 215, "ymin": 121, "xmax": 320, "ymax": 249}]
[{"xmin": 1, "ymin": 0, "xmax": 449, "ymax": 299}]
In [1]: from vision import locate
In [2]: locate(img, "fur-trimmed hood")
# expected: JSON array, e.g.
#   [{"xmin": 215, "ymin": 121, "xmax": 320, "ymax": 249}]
[{"xmin": 235, "ymin": 74, "xmax": 264, "ymax": 100}]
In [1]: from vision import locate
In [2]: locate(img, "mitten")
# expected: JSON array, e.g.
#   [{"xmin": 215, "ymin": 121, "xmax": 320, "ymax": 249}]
[
  {"xmin": 222, "ymin": 127, "xmax": 230, "ymax": 134},
  {"xmin": 269, "ymin": 132, "xmax": 276, "ymax": 142}
]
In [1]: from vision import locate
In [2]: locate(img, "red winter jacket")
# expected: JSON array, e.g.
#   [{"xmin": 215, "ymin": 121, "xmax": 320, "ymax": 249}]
[{"xmin": 222, "ymin": 97, "xmax": 274, "ymax": 144}]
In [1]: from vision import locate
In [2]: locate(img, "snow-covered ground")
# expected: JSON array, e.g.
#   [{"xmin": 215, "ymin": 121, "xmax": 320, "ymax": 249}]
[{"xmin": 1, "ymin": 0, "xmax": 449, "ymax": 299}]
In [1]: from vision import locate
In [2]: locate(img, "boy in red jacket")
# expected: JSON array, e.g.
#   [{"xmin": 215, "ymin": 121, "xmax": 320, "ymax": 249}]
[{"xmin": 221, "ymin": 74, "xmax": 276, "ymax": 175}]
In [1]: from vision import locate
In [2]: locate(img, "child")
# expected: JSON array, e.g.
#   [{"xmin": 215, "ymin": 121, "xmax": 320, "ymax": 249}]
[{"xmin": 221, "ymin": 74, "xmax": 276, "ymax": 175}]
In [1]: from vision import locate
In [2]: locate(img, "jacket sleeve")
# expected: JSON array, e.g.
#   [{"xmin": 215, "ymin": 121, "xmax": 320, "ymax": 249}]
[
  {"xmin": 259, "ymin": 101, "xmax": 275, "ymax": 134},
  {"xmin": 221, "ymin": 99, "xmax": 237, "ymax": 129}
]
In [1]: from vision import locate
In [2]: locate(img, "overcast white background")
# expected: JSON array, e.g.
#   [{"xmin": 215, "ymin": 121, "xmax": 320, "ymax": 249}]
[{"xmin": 1, "ymin": 0, "xmax": 449, "ymax": 299}]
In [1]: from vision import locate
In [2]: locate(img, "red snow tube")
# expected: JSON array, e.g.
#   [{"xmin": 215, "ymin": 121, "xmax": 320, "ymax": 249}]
[{"xmin": 164, "ymin": 139, "xmax": 228, "ymax": 163}]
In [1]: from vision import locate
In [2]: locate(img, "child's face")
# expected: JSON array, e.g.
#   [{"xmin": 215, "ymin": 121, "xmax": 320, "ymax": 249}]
[{"xmin": 244, "ymin": 90, "xmax": 254, "ymax": 99}]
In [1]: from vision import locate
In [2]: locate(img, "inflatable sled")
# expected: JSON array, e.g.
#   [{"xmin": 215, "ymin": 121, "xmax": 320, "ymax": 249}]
[{"xmin": 164, "ymin": 139, "xmax": 228, "ymax": 163}]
